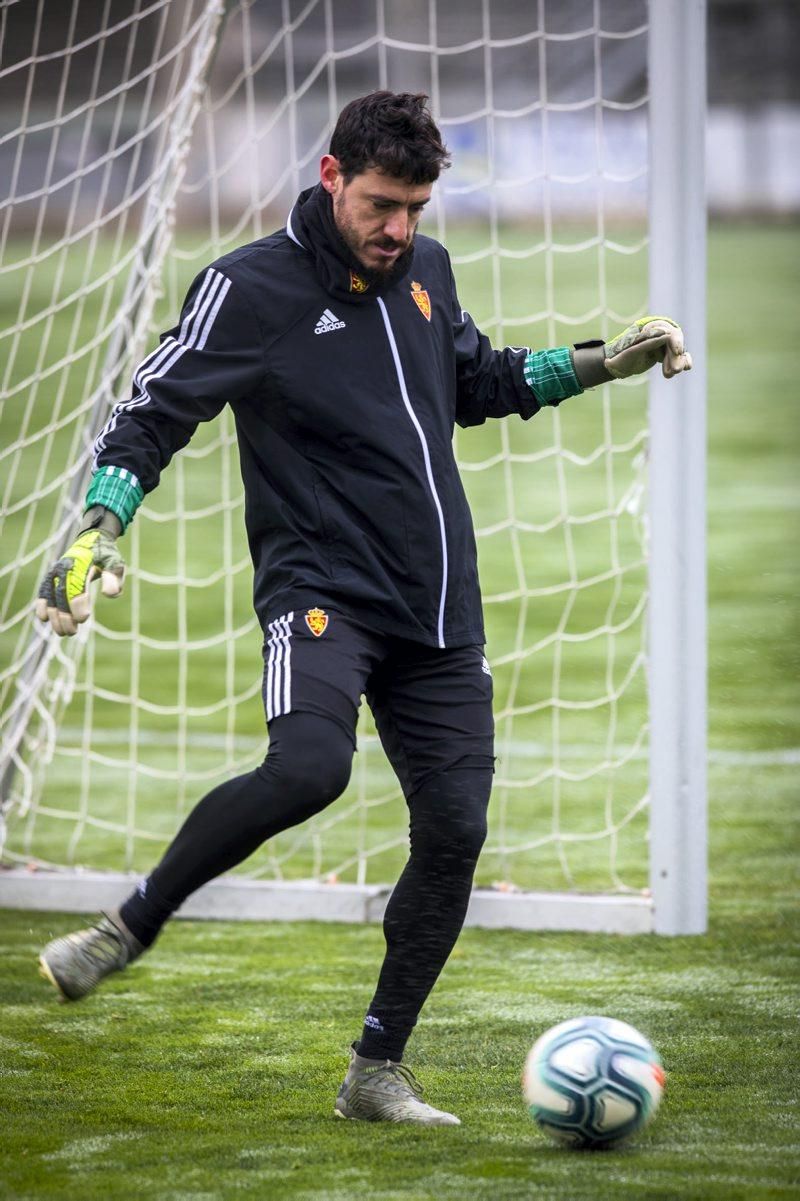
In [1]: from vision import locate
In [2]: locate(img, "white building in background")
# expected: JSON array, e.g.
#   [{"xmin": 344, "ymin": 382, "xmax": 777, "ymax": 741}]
[{"xmin": 707, "ymin": 104, "xmax": 800, "ymax": 214}]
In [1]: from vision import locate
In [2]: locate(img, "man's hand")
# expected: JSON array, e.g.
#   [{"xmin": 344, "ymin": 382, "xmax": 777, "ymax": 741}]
[
  {"xmin": 35, "ymin": 528, "xmax": 125, "ymax": 637},
  {"xmin": 604, "ymin": 316, "xmax": 692, "ymax": 380}
]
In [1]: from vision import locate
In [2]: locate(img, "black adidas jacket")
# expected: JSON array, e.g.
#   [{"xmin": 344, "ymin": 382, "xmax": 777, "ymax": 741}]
[{"xmin": 94, "ymin": 185, "xmax": 565, "ymax": 648}]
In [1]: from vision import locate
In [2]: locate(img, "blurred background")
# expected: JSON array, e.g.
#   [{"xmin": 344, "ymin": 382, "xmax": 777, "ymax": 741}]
[{"xmin": 1, "ymin": 0, "xmax": 798, "ymax": 229}]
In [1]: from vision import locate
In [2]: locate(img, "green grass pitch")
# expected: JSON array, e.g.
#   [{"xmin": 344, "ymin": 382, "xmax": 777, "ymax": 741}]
[{"xmin": 1, "ymin": 224, "xmax": 799, "ymax": 1198}]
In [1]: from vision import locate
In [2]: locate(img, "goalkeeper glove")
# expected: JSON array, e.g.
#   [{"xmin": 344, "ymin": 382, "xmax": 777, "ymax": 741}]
[
  {"xmin": 603, "ymin": 315, "xmax": 692, "ymax": 380},
  {"xmin": 571, "ymin": 316, "xmax": 692, "ymax": 388},
  {"xmin": 35, "ymin": 507, "xmax": 125, "ymax": 637}
]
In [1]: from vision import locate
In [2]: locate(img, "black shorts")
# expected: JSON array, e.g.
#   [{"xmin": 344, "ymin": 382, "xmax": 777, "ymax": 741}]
[{"xmin": 261, "ymin": 606, "xmax": 494, "ymax": 795}]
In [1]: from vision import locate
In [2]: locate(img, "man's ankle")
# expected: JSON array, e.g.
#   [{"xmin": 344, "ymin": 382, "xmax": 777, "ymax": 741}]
[{"xmin": 118, "ymin": 876, "xmax": 176, "ymax": 947}]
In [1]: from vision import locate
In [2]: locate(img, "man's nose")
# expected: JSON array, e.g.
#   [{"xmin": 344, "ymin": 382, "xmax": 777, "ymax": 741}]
[{"xmin": 383, "ymin": 210, "xmax": 410, "ymax": 245}]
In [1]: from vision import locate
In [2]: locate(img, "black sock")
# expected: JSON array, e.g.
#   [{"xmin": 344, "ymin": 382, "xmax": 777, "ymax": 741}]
[
  {"xmin": 356, "ymin": 1019, "xmax": 406, "ymax": 1062},
  {"xmin": 119, "ymin": 876, "xmax": 176, "ymax": 948}
]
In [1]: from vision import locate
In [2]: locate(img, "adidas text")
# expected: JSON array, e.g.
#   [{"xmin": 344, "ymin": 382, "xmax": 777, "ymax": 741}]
[{"xmin": 315, "ymin": 309, "xmax": 346, "ymax": 335}]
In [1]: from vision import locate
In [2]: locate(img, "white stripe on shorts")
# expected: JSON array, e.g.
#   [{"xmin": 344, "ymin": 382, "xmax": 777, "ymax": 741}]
[{"xmin": 265, "ymin": 612, "xmax": 294, "ymax": 721}]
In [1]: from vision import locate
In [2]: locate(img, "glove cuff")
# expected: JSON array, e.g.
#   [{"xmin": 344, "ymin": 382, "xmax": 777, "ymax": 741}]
[
  {"xmin": 571, "ymin": 340, "xmax": 614, "ymax": 389},
  {"xmin": 81, "ymin": 506, "xmax": 123, "ymax": 538},
  {"xmin": 85, "ymin": 466, "xmax": 144, "ymax": 533}
]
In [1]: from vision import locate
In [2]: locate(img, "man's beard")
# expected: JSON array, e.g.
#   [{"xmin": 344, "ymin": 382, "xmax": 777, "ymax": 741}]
[
  {"xmin": 334, "ymin": 199, "xmax": 413, "ymax": 285},
  {"xmin": 354, "ymin": 251, "xmax": 409, "ymax": 288}
]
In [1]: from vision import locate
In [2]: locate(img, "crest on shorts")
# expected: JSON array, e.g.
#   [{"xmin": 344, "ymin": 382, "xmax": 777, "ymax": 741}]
[
  {"xmin": 410, "ymin": 280, "xmax": 431, "ymax": 322},
  {"xmin": 304, "ymin": 607, "xmax": 329, "ymax": 637},
  {"xmin": 349, "ymin": 270, "xmax": 368, "ymax": 293}
]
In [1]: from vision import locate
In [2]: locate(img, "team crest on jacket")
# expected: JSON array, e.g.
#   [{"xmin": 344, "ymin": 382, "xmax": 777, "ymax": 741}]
[
  {"xmin": 410, "ymin": 280, "xmax": 431, "ymax": 321},
  {"xmin": 305, "ymin": 607, "xmax": 329, "ymax": 637},
  {"xmin": 349, "ymin": 270, "xmax": 368, "ymax": 293}
]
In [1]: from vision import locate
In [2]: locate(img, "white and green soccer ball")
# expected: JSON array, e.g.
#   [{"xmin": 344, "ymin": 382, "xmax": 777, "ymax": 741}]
[{"xmin": 522, "ymin": 1016, "xmax": 665, "ymax": 1149}]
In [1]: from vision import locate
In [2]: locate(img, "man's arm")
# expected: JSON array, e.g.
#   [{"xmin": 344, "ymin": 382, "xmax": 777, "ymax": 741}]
[
  {"xmin": 35, "ymin": 267, "xmax": 265, "ymax": 636},
  {"xmin": 450, "ymin": 260, "xmax": 691, "ymax": 428},
  {"xmin": 91, "ymin": 267, "xmax": 264, "ymax": 501}
]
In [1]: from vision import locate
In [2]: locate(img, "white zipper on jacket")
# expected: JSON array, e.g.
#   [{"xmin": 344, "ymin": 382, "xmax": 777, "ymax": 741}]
[{"xmin": 377, "ymin": 296, "xmax": 448, "ymax": 649}]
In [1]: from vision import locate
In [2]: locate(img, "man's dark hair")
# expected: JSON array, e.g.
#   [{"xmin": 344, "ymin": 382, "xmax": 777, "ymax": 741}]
[{"xmin": 329, "ymin": 91, "xmax": 450, "ymax": 184}]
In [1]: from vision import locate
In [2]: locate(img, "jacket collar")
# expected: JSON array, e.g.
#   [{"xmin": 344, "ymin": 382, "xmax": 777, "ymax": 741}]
[{"xmin": 286, "ymin": 183, "xmax": 415, "ymax": 304}]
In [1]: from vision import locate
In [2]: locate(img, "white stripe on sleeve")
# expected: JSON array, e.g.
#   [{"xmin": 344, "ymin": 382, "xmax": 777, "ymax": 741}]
[{"xmin": 93, "ymin": 268, "xmax": 233, "ymax": 467}]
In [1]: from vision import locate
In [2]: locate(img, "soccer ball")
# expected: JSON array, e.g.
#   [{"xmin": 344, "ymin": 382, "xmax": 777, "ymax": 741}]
[{"xmin": 522, "ymin": 1015, "xmax": 665, "ymax": 1149}]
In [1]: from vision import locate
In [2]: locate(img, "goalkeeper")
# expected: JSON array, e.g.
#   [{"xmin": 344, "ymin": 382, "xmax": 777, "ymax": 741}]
[{"xmin": 36, "ymin": 91, "xmax": 691, "ymax": 1126}]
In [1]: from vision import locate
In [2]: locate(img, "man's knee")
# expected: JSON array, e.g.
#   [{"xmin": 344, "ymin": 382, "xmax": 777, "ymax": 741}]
[
  {"xmin": 408, "ymin": 767, "xmax": 491, "ymax": 867},
  {"xmin": 258, "ymin": 713, "xmax": 354, "ymax": 810},
  {"xmin": 280, "ymin": 740, "xmax": 353, "ymax": 806}
]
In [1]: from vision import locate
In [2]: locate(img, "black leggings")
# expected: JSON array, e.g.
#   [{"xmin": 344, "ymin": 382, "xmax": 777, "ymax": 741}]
[{"xmin": 121, "ymin": 711, "xmax": 491, "ymax": 1060}]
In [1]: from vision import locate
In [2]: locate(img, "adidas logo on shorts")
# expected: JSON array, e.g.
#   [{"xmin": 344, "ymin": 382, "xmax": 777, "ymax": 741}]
[{"xmin": 314, "ymin": 308, "xmax": 346, "ymax": 335}]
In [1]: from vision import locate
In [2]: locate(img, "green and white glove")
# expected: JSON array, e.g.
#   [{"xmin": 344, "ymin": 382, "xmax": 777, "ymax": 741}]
[
  {"xmin": 603, "ymin": 315, "xmax": 692, "ymax": 380},
  {"xmin": 35, "ymin": 510, "xmax": 125, "ymax": 637}
]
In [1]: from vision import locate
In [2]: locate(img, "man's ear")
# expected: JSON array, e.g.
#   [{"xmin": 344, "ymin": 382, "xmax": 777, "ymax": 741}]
[{"xmin": 320, "ymin": 154, "xmax": 342, "ymax": 195}]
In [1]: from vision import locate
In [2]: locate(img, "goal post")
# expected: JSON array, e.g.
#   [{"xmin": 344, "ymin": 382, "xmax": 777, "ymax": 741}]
[
  {"xmin": 0, "ymin": 0, "xmax": 706, "ymax": 935},
  {"xmin": 647, "ymin": 0, "xmax": 707, "ymax": 935}
]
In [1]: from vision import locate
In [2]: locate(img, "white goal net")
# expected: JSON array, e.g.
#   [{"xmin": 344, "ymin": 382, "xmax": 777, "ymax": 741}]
[{"xmin": 0, "ymin": 0, "xmax": 705, "ymax": 932}]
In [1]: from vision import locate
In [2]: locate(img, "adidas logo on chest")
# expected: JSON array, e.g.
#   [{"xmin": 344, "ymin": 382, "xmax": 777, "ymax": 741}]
[{"xmin": 314, "ymin": 308, "xmax": 346, "ymax": 335}]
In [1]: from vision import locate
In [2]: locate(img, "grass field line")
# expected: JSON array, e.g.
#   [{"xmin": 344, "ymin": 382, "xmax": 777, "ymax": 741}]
[{"xmin": 55, "ymin": 725, "xmax": 800, "ymax": 766}]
